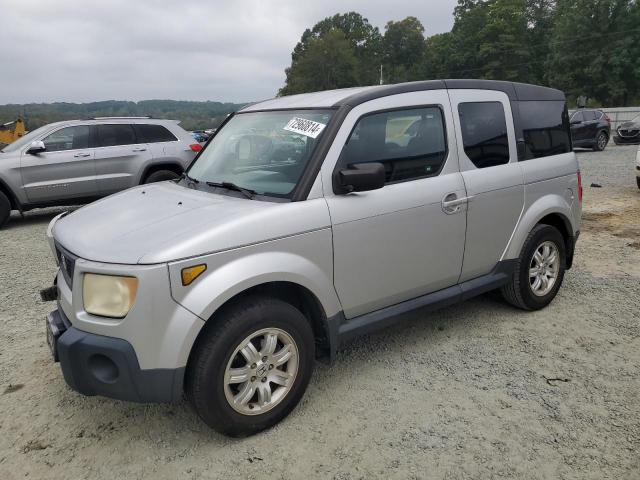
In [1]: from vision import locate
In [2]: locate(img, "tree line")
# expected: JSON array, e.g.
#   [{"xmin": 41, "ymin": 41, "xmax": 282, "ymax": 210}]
[
  {"xmin": 0, "ymin": 100, "xmax": 243, "ymax": 132},
  {"xmin": 279, "ymin": 1, "xmax": 640, "ymax": 106}
]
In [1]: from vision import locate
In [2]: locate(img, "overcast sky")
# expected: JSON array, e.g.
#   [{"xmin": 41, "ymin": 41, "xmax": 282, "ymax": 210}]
[{"xmin": 0, "ymin": 0, "xmax": 457, "ymax": 105}]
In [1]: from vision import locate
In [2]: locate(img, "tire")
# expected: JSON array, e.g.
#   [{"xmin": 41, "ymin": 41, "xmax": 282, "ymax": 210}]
[
  {"xmin": 186, "ymin": 296, "xmax": 315, "ymax": 437},
  {"xmin": 501, "ymin": 224, "xmax": 566, "ymax": 311},
  {"xmin": 0, "ymin": 191, "xmax": 11, "ymax": 228},
  {"xmin": 593, "ymin": 131, "xmax": 608, "ymax": 151},
  {"xmin": 636, "ymin": 177, "xmax": 640, "ymax": 190},
  {"xmin": 143, "ymin": 169, "xmax": 180, "ymax": 184}
]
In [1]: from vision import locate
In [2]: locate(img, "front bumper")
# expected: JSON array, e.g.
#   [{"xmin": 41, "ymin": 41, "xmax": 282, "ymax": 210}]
[
  {"xmin": 613, "ymin": 134, "xmax": 640, "ymax": 145},
  {"xmin": 51, "ymin": 307, "xmax": 185, "ymax": 403}
]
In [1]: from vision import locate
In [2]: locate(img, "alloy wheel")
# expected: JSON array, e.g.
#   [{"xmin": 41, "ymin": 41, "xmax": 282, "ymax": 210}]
[
  {"xmin": 223, "ymin": 328, "xmax": 299, "ymax": 415},
  {"xmin": 529, "ymin": 240, "xmax": 560, "ymax": 297}
]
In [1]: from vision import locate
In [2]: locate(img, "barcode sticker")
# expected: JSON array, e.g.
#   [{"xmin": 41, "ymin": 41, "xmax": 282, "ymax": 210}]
[{"xmin": 283, "ymin": 117, "xmax": 326, "ymax": 138}]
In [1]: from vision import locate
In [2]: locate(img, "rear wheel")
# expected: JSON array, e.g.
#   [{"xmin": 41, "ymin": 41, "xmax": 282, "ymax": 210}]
[
  {"xmin": 143, "ymin": 169, "xmax": 180, "ymax": 184},
  {"xmin": 501, "ymin": 224, "xmax": 566, "ymax": 310},
  {"xmin": 0, "ymin": 191, "xmax": 11, "ymax": 228},
  {"xmin": 186, "ymin": 296, "xmax": 315, "ymax": 437},
  {"xmin": 593, "ymin": 131, "xmax": 608, "ymax": 151}
]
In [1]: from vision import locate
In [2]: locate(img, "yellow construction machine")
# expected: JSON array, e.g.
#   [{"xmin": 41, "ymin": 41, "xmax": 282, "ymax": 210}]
[{"xmin": 0, "ymin": 119, "xmax": 26, "ymax": 146}]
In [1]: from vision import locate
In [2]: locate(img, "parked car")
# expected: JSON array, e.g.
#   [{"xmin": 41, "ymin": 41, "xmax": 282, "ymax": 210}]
[
  {"xmin": 0, "ymin": 117, "xmax": 202, "ymax": 228},
  {"xmin": 613, "ymin": 113, "xmax": 640, "ymax": 145},
  {"xmin": 191, "ymin": 130, "xmax": 210, "ymax": 143},
  {"xmin": 43, "ymin": 80, "xmax": 581, "ymax": 436},
  {"xmin": 569, "ymin": 108, "xmax": 611, "ymax": 151}
]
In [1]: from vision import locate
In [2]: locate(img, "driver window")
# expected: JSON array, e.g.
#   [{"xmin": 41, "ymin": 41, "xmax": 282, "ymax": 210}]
[
  {"xmin": 340, "ymin": 107, "xmax": 448, "ymax": 184},
  {"xmin": 42, "ymin": 126, "xmax": 90, "ymax": 152}
]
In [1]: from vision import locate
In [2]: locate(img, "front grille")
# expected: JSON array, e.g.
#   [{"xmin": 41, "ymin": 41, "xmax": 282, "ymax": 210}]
[
  {"xmin": 55, "ymin": 243, "xmax": 78, "ymax": 288},
  {"xmin": 618, "ymin": 128, "xmax": 640, "ymax": 138}
]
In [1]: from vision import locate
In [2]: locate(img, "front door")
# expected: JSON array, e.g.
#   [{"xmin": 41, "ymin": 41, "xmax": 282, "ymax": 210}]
[
  {"xmin": 20, "ymin": 125, "xmax": 97, "ymax": 203},
  {"xmin": 323, "ymin": 90, "xmax": 467, "ymax": 319},
  {"xmin": 447, "ymin": 90, "xmax": 525, "ymax": 282}
]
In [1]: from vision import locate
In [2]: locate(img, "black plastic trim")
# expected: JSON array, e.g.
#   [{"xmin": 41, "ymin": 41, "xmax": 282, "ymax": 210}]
[
  {"xmin": 57, "ymin": 325, "xmax": 184, "ymax": 403},
  {"xmin": 335, "ymin": 80, "xmax": 564, "ymax": 109},
  {"xmin": 325, "ymin": 260, "xmax": 518, "ymax": 360}
]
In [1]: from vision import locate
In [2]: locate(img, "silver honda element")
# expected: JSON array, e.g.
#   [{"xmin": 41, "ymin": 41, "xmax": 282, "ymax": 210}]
[{"xmin": 43, "ymin": 80, "xmax": 582, "ymax": 436}]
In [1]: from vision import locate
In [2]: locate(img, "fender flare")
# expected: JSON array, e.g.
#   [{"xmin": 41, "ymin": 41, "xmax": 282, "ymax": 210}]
[{"xmin": 502, "ymin": 193, "xmax": 574, "ymax": 261}]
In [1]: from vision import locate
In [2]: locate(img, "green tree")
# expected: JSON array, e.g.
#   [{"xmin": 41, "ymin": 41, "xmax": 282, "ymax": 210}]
[
  {"xmin": 280, "ymin": 12, "xmax": 382, "ymax": 94},
  {"xmin": 279, "ymin": 29, "xmax": 360, "ymax": 95},
  {"xmin": 382, "ymin": 17, "xmax": 427, "ymax": 83},
  {"xmin": 547, "ymin": 0, "xmax": 639, "ymax": 105}
]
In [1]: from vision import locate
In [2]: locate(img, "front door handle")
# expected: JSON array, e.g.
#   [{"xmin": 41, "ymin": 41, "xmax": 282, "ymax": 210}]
[
  {"xmin": 442, "ymin": 193, "xmax": 472, "ymax": 214},
  {"xmin": 132, "ymin": 148, "xmax": 147, "ymax": 152},
  {"xmin": 73, "ymin": 153, "xmax": 91, "ymax": 158}
]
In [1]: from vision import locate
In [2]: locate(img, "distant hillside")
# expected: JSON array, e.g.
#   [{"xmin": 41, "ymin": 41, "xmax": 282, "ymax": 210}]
[{"xmin": 0, "ymin": 100, "xmax": 247, "ymax": 131}]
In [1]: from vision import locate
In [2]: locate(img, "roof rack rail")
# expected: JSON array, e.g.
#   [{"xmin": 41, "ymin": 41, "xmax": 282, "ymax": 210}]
[{"xmin": 90, "ymin": 116, "xmax": 152, "ymax": 120}]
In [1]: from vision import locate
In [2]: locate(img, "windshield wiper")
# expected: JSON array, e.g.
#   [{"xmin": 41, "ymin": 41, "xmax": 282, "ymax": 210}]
[
  {"xmin": 206, "ymin": 181, "xmax": 256, "ymax": 199},
  {"xmin": 180, "ymin": 172, "xmax": 199, "ymax": 184}
]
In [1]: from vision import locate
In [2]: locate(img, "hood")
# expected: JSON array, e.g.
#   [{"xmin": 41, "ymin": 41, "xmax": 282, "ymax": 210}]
[
  {"xmin": 618, "ymin": 121, "xmax": 640, "ymax": 130},
  {"xmin": 53, "ymin": 181, "xmax": 330, "ymax": 264}
]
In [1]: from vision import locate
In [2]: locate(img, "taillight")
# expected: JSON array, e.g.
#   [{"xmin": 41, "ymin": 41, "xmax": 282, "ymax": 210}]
[
  {"xmin": 190, "ymin": 143, "xmax": 202, "ymax": 152},
  {"xmin": 577, "ymin": 171, "xmax": 583, "ymax": 203}
]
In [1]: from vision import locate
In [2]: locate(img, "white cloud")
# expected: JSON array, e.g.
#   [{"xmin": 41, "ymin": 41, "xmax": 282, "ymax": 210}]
[{"xmin": 0, "ymin": 0, "xmax": 456, "ymax": 104}]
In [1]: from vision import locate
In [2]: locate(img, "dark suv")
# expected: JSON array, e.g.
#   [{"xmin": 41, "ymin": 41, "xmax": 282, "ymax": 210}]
[{"xmin": 569, "ymin": 109, "xmax": 611, "ymax": 151}]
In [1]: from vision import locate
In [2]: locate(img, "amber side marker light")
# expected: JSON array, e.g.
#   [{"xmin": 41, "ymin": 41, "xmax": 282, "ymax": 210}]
[{"xmin": 181, "ymin": 264, "xmax": 207, "ymax": 286}]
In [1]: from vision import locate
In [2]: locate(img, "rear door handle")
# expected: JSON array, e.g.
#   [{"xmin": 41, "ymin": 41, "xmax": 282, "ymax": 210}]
[{"xmin": 73, "ymin": 153, "xmax": 91, "ymax": 158}]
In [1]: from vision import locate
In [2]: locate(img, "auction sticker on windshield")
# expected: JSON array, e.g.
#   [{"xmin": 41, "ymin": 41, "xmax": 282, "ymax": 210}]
[{"xmin": 284, "ymin": 117, "xmax": 327, "ymax": 139}]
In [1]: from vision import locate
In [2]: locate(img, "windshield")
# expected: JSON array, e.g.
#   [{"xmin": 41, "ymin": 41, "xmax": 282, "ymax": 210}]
[
  {"xmin": 187, "ymin": 109, "xmax": 334, "ymax": 197},
  {"xmin": 0, "ymin": 125, "xmax": 51, "ymax": 153}
]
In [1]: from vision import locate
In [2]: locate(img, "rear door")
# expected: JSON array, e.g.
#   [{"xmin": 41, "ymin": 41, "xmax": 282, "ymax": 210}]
[
  {"xmin": 447, "ymin": 90, "xmax": 524, "ymax": 282},
  {"xmin": 582, "ymin": 110, "xmax": 599, "ymax": 140},
  {"xmin": 20, "ymin": 125, "xmax": 97, "ymax": 203},
  {"xmin": 570, "ymin": 111, "xmax": 587, "ymax": 144},
  {"xmin": 94, "ymin": 123, "xmax": 153, "ymax": 195}
]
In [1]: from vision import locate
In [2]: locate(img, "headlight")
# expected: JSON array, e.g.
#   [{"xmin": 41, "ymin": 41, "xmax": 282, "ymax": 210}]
[{"xmin": 83, "ymin": 273, "xmax": 139, "ymax": 318}]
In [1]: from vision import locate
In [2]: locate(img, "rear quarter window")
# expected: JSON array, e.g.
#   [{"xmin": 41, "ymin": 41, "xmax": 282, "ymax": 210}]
[
  {"xmin": 133, "ymin": 124, "xmax": 178, "ymax": 143},
  {"xmin": 519, "ymin": 101, "xmax": 571, "ymax": 160}
]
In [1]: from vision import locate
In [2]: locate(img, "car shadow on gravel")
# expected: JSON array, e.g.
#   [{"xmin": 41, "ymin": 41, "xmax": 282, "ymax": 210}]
[
  {"xmin": 5, "ymin": 206, "xmax": 79, "ymax": 230},
  {"xmin": 58, "ymin": 293, "xmax": 519, "ymax": 444}
]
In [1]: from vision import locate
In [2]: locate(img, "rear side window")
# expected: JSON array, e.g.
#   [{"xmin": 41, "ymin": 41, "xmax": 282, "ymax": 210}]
[
  {"xmin": 458, "ymin": 102, "xmax": 509, "ymax": 168},
  {"xmin": 571, "ymin": 111, "xmax": 584, "ymax": 123},
  {"xmin": 583, "ymin": 110, "xmax": 597, "ymax": 121},
  {"xmin": 42, "ymin": 125, "xmax": 90, "ymax": 152},
  {"xmin": 340, "ymin": 107, "xmax": 447, "ymax": 183},
  {"xmin": 96, "ymin": 124, "xmax": 137, "ymax": 147},
  {"xmin": 133, "ymin": 124, "xmax": 177, "ymax": 143},
  {"xmin": 519, "ymin": 101, "xmax": 571, "ymax": 160}
]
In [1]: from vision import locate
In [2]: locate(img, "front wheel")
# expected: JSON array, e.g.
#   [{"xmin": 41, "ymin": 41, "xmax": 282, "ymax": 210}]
[
  {"xmin": 501, "ymin": 224, "xmax": 566, "ymax": 310},
  {"xmin": 186, "ymin": 296, "xmax": 315, "ymax": 436},
  {"xmin": 593, "ymin": 132, "xmax": 608, "ymax": 151},
  {"xmin": 143, "ymin": 169, "xmax": 180, "ymax": 184}
]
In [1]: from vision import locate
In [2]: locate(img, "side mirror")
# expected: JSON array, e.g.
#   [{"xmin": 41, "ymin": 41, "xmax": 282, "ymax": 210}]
[
  {"xmin": 336, "ymin": 162, "xmax": 386, "ymax": 194},
  {"xmin": 27, "ymin": 140, "xmax": 46, "ymax": 154}
]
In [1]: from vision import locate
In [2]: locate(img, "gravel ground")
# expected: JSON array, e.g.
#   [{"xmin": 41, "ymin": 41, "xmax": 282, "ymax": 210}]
[{"xmin": 1, "ymin": 145, "xmax": 638, "ymax": 479}]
